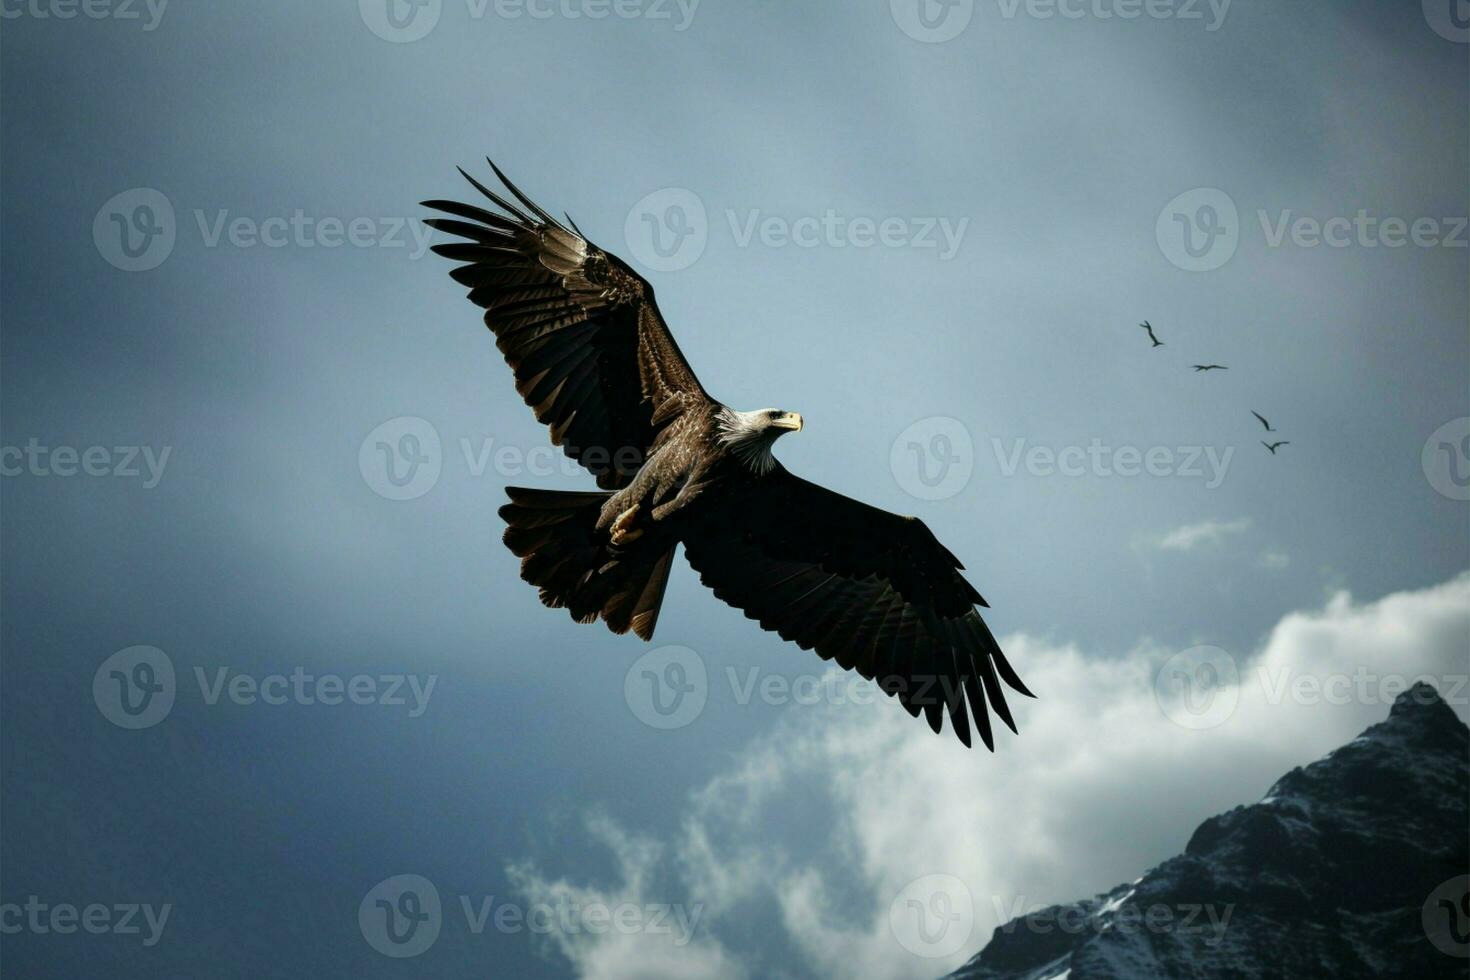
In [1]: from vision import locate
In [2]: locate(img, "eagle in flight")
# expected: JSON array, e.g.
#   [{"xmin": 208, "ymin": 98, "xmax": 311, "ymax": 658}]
[{"xmin": 424, "ymin": 163, "xmax": 1032, "ymax": 749}]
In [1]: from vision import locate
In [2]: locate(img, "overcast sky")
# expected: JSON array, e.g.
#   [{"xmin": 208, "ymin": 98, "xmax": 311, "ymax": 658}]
[{"xmin": 2, "ymin": 2, "xmax": 1466, "ymax": 977}]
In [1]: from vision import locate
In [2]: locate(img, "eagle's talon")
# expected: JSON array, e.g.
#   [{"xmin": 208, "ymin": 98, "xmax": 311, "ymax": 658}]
[{"xmin": 610, "ymin": 506, "xmax": 643, "ymax": 546}]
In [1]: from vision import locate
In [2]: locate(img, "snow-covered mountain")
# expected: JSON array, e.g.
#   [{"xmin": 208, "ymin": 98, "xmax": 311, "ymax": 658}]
[{"xmin": 944, "ymin": 683, "xmax": 1469, "ymax": 980}]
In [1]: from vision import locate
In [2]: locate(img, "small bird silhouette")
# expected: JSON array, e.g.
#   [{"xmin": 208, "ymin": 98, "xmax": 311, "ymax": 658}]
[
  {"xmin": 1193, "ymin": 364, "xmax": 1229, "ymax": 372},
  {"xmin": 1262, "ymin": 441, "xmax": 1290, "ymax": 455},
  {"xmin": 1140, "ymin": 321, "xmax": 1164, "ymax": 348},
  {"xmin": 1251, "ymin": 411, "xmax": 1276, "ymax": 432}
]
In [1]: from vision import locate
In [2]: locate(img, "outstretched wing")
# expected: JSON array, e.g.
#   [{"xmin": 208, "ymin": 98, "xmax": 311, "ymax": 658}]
[
  {"xmin": 681, "ymin": 469, "xmax": 1033, "ymax": 749},
  {"xmin": 424, "ymin": 162, "xmax": 710, "ymax": 489}
]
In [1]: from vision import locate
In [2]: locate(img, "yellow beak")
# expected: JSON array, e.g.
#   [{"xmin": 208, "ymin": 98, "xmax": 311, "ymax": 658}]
[{"xmin": 773, "ymin": 413, "xmax": 803, "ymax": 432}]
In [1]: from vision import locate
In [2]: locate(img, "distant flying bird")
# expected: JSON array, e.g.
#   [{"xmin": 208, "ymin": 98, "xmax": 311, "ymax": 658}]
[
  {"xmin": 1263, "ymin": 441, "xmax": 1290, "ymax": 455},
  {"xmin": 1139, "ymin": 321, "xmax": 1164, "ymax": 348},
  {"xmin": 1193, "ymin": 364, "xmax": 1229, "ymax": 372},
  {"xmin": 1251, "ymin": 411, "xmax": 1276, "ymax": 432},
  {"xmin": 423, "ymin": 162, "xmax": 1032, "ymax": 749}
]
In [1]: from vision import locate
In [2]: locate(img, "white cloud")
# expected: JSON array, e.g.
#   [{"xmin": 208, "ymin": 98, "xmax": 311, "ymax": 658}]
[
  {"xmin": 508, "ymin": 811, "xmax": 745, "ymax": 980},
  {"xmin": 1155, "ymin": 517, "xmax": 1252, "ymax": 552},
  {"xmin": 510, "ymin": 573, "xmax": 1470, "ymax": 980}
]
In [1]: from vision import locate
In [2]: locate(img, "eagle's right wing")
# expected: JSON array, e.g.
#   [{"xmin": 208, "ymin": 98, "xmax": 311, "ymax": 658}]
[
  {"xmin": 425, "ymin": 163, "xmax": 710, "ymax": 489},
  {"xmin": 681, "ymin": 468, "xmax": 1034, "ymax": 749}
]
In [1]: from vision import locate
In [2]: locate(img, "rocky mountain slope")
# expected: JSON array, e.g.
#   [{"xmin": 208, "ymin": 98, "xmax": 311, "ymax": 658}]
[{"xmin": 944, "ymin": 683, "xmax": 1469, "ymax": 980}]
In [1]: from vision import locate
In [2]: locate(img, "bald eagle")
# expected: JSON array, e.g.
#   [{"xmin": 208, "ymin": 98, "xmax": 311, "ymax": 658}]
[{"xmin": 424, "ymin": 163, "xmax": 1033, "ymax": 749}]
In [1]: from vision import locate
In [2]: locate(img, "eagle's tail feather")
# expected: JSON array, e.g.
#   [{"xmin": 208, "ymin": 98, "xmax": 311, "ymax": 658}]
[{"xmin": 499, "ymin": 487, "xmax": 674, "ymax": 641}]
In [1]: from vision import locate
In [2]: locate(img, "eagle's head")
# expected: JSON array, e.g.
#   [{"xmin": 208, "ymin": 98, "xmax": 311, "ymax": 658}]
[{"xmin": 717, "ymin": 407, "xmax": 803, "ymax": 473}]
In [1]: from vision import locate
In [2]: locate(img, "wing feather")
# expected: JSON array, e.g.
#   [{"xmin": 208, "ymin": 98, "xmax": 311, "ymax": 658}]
[
  {"xmin": 682, "ymin": 469, "xmax": 1032, "ymax": 748},
  {"xmin": 425, "ymin": 164, "xmax": 710, "ymax": 489}
]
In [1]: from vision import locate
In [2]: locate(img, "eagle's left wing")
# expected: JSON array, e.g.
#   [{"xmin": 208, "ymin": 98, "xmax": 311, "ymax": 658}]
[
  {"xmin": 681, "ymin": 468, "xmax": 1033, "ymax": 749},
  {"xmin": 424, "ymin": 163, "xmax": 710, "ymax": 490}
]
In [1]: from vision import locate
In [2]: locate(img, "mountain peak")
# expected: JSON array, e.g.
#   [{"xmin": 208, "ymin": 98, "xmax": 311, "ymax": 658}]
[
  {"xmin": 1395, "ymin": 679, "xmax": 1443, "ymax": 706},
  {"xmin": 946, "ymin": 683, "xmax": 1469, "ymax": 980},
  {"xmin": 1389, "ymin": 680, "xmax": 1458, "ymax": 722},
  {"xmin": 1351, "ymin": 680, "xmax": 1468, "ymax": 757}
]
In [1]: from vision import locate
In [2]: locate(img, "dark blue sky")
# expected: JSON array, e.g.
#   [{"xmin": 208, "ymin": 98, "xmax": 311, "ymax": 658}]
[{"xmin": 2, "ymin": 2, "xmax": 1466, "ymax": 977}]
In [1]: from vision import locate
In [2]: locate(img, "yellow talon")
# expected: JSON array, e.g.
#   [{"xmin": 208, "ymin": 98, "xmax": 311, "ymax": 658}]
[{"xmin": 610, "ymin": 506, "xmax": 643, "ymax": 545}]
